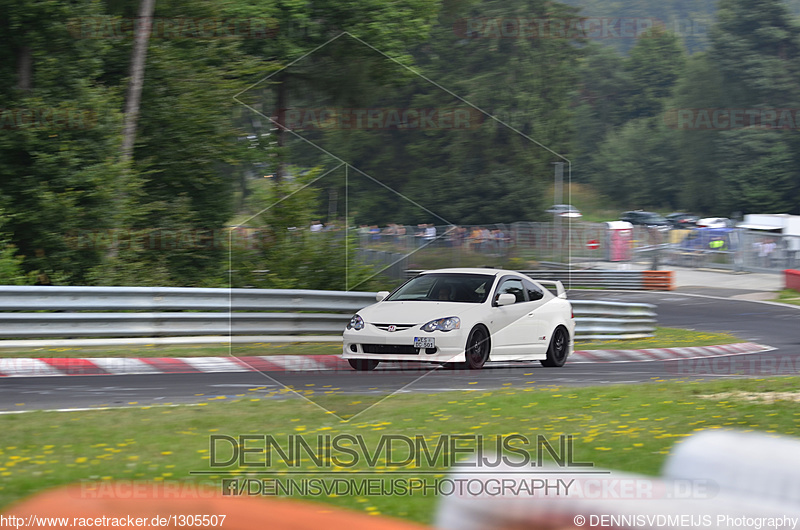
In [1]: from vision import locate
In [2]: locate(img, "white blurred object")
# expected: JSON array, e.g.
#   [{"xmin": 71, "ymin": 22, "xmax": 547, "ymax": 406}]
[
  {"xmin": 435, "ymin": 430, "xmax": 800, "ymax": 530},
  {"xmin": 546, "ymin": 204, "xmax": 582, "ymax": 218},
  {"xmin": 663, "ymin": 430, "xmax": 800, "ymax": 506},
  {"xmin": 697, "ymin": 217, "xmax": 729, "ymax": 228}
]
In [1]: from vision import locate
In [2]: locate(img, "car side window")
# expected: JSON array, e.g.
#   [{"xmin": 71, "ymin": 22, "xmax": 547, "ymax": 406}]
[
  {"xmin": 523, "ymin": 279, "xmax": 544, "ymax": 301},
  {"xmin": 495, "ymin": 278, "xmax": 525, "ymax": 304}
]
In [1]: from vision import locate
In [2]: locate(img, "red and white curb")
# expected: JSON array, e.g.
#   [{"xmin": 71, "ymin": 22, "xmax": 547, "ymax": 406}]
[
  {"xmin": 0, "ymin": 355, "xmax": 346, "ymax": 377},
  {"xmin": 566, "ymin": 342, "xmax": 772, "ymax": 363},
  {"xmin": 0, "ymin": 343, "xmax": 773, "ymax": 377}
]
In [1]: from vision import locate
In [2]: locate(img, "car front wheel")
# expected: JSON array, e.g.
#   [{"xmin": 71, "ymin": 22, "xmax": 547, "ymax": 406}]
[
  {"xmin": 464, "ymin": 326, "xmax": 490, "ymax": 370},
  {"xmin": 540, "ymin": 327, "xmax": 569, "ymax": 367}
]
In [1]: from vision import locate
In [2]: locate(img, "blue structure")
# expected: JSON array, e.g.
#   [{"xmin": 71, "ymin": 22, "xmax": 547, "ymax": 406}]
[{"xmin": 677, "ymin": 227, "xmax": 739, "ymax": 251}]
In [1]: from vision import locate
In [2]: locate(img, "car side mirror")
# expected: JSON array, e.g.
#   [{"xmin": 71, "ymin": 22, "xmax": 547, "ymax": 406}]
[
  {"xmin": 496, "ymin": 293, "xmax": 516, "ymax": 306},
  {"xmin": 376, "ymin": 291, "xmax": 390, "ymax": 302}
]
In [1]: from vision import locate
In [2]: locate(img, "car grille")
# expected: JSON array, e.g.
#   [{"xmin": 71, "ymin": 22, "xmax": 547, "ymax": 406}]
[
  {"xmin": 362, "ymin": 344, "xmax": 420, "ymax": 355},
  {"xmin": 373, "ymin": 324, "xmax": 416, "ymax": 332}
]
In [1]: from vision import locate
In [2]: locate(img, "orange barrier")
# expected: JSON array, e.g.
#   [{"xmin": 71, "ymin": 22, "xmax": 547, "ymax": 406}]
[
  {"xmin": 642, "ymin": 270, "xmax": 674, "ymax": 291},
  {"xmin": 3, "ymin": 484, "xmax": 432, "ymax": 530}
]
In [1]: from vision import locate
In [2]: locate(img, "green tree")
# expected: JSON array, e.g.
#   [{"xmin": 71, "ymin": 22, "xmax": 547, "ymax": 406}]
[
  {"xmin": 669, "ymin": 53, "xmax": 724, "ymax": 213},
  {"xmin": 577, "ymin": 29, "xmax": 685, "ymax": 208},
  {"xmin": 625, "ymin": 27, "xmax": 686, "ymax": 120},
  {"xmin": 231, "ymin": 0, "xmax": 441, "ymax": 181},
  {"xmin": 84, "ymin": 0, "xmax": 271, "ymax": 286},
  {"xmin": 710, "ymin": 0, "xmax": 800, "ymax": 108},
  {"xmin": 573, "ymin": 44, "xmax": 632, "ymax": 177},
  {"xmin": 0, "ymin": 213, "xmax": 26, "ymax": 285},
  {"xmin": 708, "ymin": 0, "xmax": 800, "ymax": 214},
  {"xmin": 310, "ymin": 0, "xmax": 586, "ymax": 225},
  {"xmin": 230, "ymin": 169, "xmax": 378, "ymax": 291},
  {"xmin": 590, "ymin": 118, "xmax": 681, "ymax": 209},
  {"xmin": 0, "ymin": 0, "xmax": 124, "ymax": 283},
  {"xmin": 718, "ymin": 129, "xmax": 795, "ymax": 213}
]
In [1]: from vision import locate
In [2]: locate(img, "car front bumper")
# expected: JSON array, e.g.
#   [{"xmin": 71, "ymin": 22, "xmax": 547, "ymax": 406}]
[{"xmin": 342, "ymin": 326, "xmax": 467, "ymax": 363}]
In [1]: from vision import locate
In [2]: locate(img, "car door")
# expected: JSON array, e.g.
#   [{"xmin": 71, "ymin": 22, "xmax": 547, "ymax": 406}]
[
  {"xmin": 489, "ymin": 276, "xmax": 541, "ymax": 357},
  {"xmin": 522, "ymin": 279, "xmax": 555, "ymax": 355}
]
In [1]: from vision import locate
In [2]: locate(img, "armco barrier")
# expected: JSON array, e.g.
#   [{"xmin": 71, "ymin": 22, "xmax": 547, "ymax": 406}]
[
  {"xmin": 786, "ymin": 269, "xmax": 800, "ymax": 292},
  {"xmin": 523, "ymin": 270, "xmax": 673, "ymax": 291},
  {"xmin": 405, "ymin": 270, "xmax": 674, "ymax": 290},
  {"xmin": 0, "ymin": 286, "xmax": 375, "ymax": 312},
  {"xmin": 0, "ymin": 286, "xmax": 655, "ymax": 343},
  {"xmin": 571, "ymin": 300, "xmax": 656, "ymax": 340}
]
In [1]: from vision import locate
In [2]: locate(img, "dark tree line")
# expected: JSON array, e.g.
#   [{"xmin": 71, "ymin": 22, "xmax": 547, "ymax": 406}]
[
  {"xmin": 576, "ymin": 0, "xmax": 800, "ymax": 216},
  {"xmin": 2, "ymin": 0, "xmax": 799, "ymax": 287}
]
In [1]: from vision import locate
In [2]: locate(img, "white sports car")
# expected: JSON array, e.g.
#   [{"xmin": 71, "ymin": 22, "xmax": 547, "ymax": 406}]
[{"xmin": 342, "ymin": 268, "xmax": 575, "ymax": 371}]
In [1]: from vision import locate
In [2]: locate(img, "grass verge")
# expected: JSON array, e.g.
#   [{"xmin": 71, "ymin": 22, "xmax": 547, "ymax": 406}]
[
  {"xmin": 576, "ymin": 327, "xmax": 742, "ymax": 350},
  {"xmin": 772, "ymin": 288, "xmax": 800, "ymax": 307},
  {"xmin": 2, "ymin": 377, "xmax": 800, "ymax": 523},
  {"xmin": 0, "ymin": 328, "xmax": 743, "ymax": 358}
]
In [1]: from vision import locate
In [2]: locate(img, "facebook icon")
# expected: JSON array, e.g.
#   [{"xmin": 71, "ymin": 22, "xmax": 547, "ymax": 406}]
[{"xmin": 221, "ymin": 479, "xmax": 239, "ymax": 496}]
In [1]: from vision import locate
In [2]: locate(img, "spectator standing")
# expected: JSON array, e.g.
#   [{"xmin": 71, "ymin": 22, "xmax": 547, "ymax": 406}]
[
  {"xmin": 424, "ymin": 224, "xmax": 437, "ymax": 245},
  {"xmin": 763, "ymin": 239, "xmax": 776, "ymax": 268}
]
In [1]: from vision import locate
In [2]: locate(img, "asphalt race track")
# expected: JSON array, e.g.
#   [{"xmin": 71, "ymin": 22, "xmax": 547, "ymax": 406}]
[{"xmin": 2, "ymin": 288, "xmax": 798, "ymax": 413}]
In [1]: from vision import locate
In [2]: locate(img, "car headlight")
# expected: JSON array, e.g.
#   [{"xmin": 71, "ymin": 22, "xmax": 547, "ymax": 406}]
[
  {"xmin": 347, "ymin": 314, "xmax": 364, "ymax": 331},
  {"xmin": 421, "ymin": 317, "xmax": 461, "ymax": 332}
]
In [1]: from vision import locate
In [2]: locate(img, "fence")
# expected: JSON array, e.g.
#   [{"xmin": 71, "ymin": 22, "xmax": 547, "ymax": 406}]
[
  {"xmin": 0, "ymin": 286, "xmax": 655, "ymax": 344},
  {"xmin": 356, "ymin": 222, "xmax": 658, "ymax": 268},
  {"xmin": 355, "ymin": 222, "xmax": 799, "ymax": 275},
  {"xmin": 660, "ymin": 231, "xmax": 800, "ymax": 273}
]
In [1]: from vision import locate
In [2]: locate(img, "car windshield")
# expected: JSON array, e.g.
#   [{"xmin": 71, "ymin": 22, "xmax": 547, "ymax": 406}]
[
  {"xmin": 385, "ymin": 273, "xmax": 495, "ymax": 303},
  {"xmin": 644, "ymin": 213, "xmax": 667, "ymax": 222}
]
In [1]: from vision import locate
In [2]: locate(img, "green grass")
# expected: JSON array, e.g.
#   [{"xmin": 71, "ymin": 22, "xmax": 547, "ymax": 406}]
[
  {"xmin": 2, "ymin": 377, "xmax": 800, "ymax": 523},
  {"xmin": 772, "ymin": 288, "xmax": 800, "ymax": 307},
  {"xmin": 576, "ymin": 327, "xmax": 742, "ymax": 350},
  {"xmin": 0, "ymin": 328, "xmax": 744, "ymax": 358}
]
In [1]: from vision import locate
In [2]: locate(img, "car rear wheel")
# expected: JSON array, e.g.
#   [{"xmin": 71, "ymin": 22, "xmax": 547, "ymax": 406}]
[
  {"xmin": 540, "ymin": 327, "xmax": 569, "ymax": 367},
  {"xmin": 464, "ymin": 326, "xmax": 490, "ymax": 370},
  {"xmin": 348, "ymin": 359, "xmax": 379, "ymax": 371}
]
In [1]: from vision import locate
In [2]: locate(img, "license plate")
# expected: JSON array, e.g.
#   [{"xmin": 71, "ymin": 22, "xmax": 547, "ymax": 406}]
[{"xmin": 414, "ymin": 337, "xmax": 435, "ymax": 349}]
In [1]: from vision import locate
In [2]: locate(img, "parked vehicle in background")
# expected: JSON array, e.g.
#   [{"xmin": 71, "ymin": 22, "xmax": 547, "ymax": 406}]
[
  {"xmin": 620, "ymin": 210, "xmax": 670, "ymax": 229},
  {"xmin": 697, "ymin": 217, "xmax": 732, "ymax": 228},
  {"xmin": 665, "ymin": 213, "xmax": 700, "ymax": 228},
  {"xmin": 545, "ymin": 204, "xmax": 582, "ymax": 218}
]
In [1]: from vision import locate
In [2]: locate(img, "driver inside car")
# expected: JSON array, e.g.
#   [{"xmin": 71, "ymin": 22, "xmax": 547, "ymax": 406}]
[{"xmin": 437, "ymin": 286, "xmax": 453, "ymax": 301}]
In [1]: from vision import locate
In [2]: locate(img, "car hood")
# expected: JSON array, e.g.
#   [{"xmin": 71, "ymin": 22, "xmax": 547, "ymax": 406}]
[{"xmin": 358, "ymin": 301, "xmax": 485, "ymax": 325}]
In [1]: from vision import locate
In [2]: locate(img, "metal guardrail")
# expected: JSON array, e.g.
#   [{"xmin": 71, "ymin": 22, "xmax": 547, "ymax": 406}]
[
  {"xmin": 523, "ymin": 270, "xmax": 673, "ymax": 291},
  {"xmin": 0, "ymin": 286, "xmax": 374, "ymax": 312},
  {"xmin": 571, "ymin": 300, "xmax": 656, "ymax": 340},
  {"xmin": 523, "ymin": 270, "xmax": 646, "ymax": 289},
  {"xmin": 0, "ymin": 313, "xmax": 349, "ymax": 337},
  {"xmin": 405, "ymin": 270, "xmax": 674, "ymax": 290},
  {"xmin": 0, "ymin": 286, "xmax": 655, "ymax": 343}
]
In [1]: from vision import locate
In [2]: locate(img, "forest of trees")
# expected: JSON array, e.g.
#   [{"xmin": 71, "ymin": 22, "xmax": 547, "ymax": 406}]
[{"xmin": 2, "ymin": 0, "xmax": 799, "ymax": 286}]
